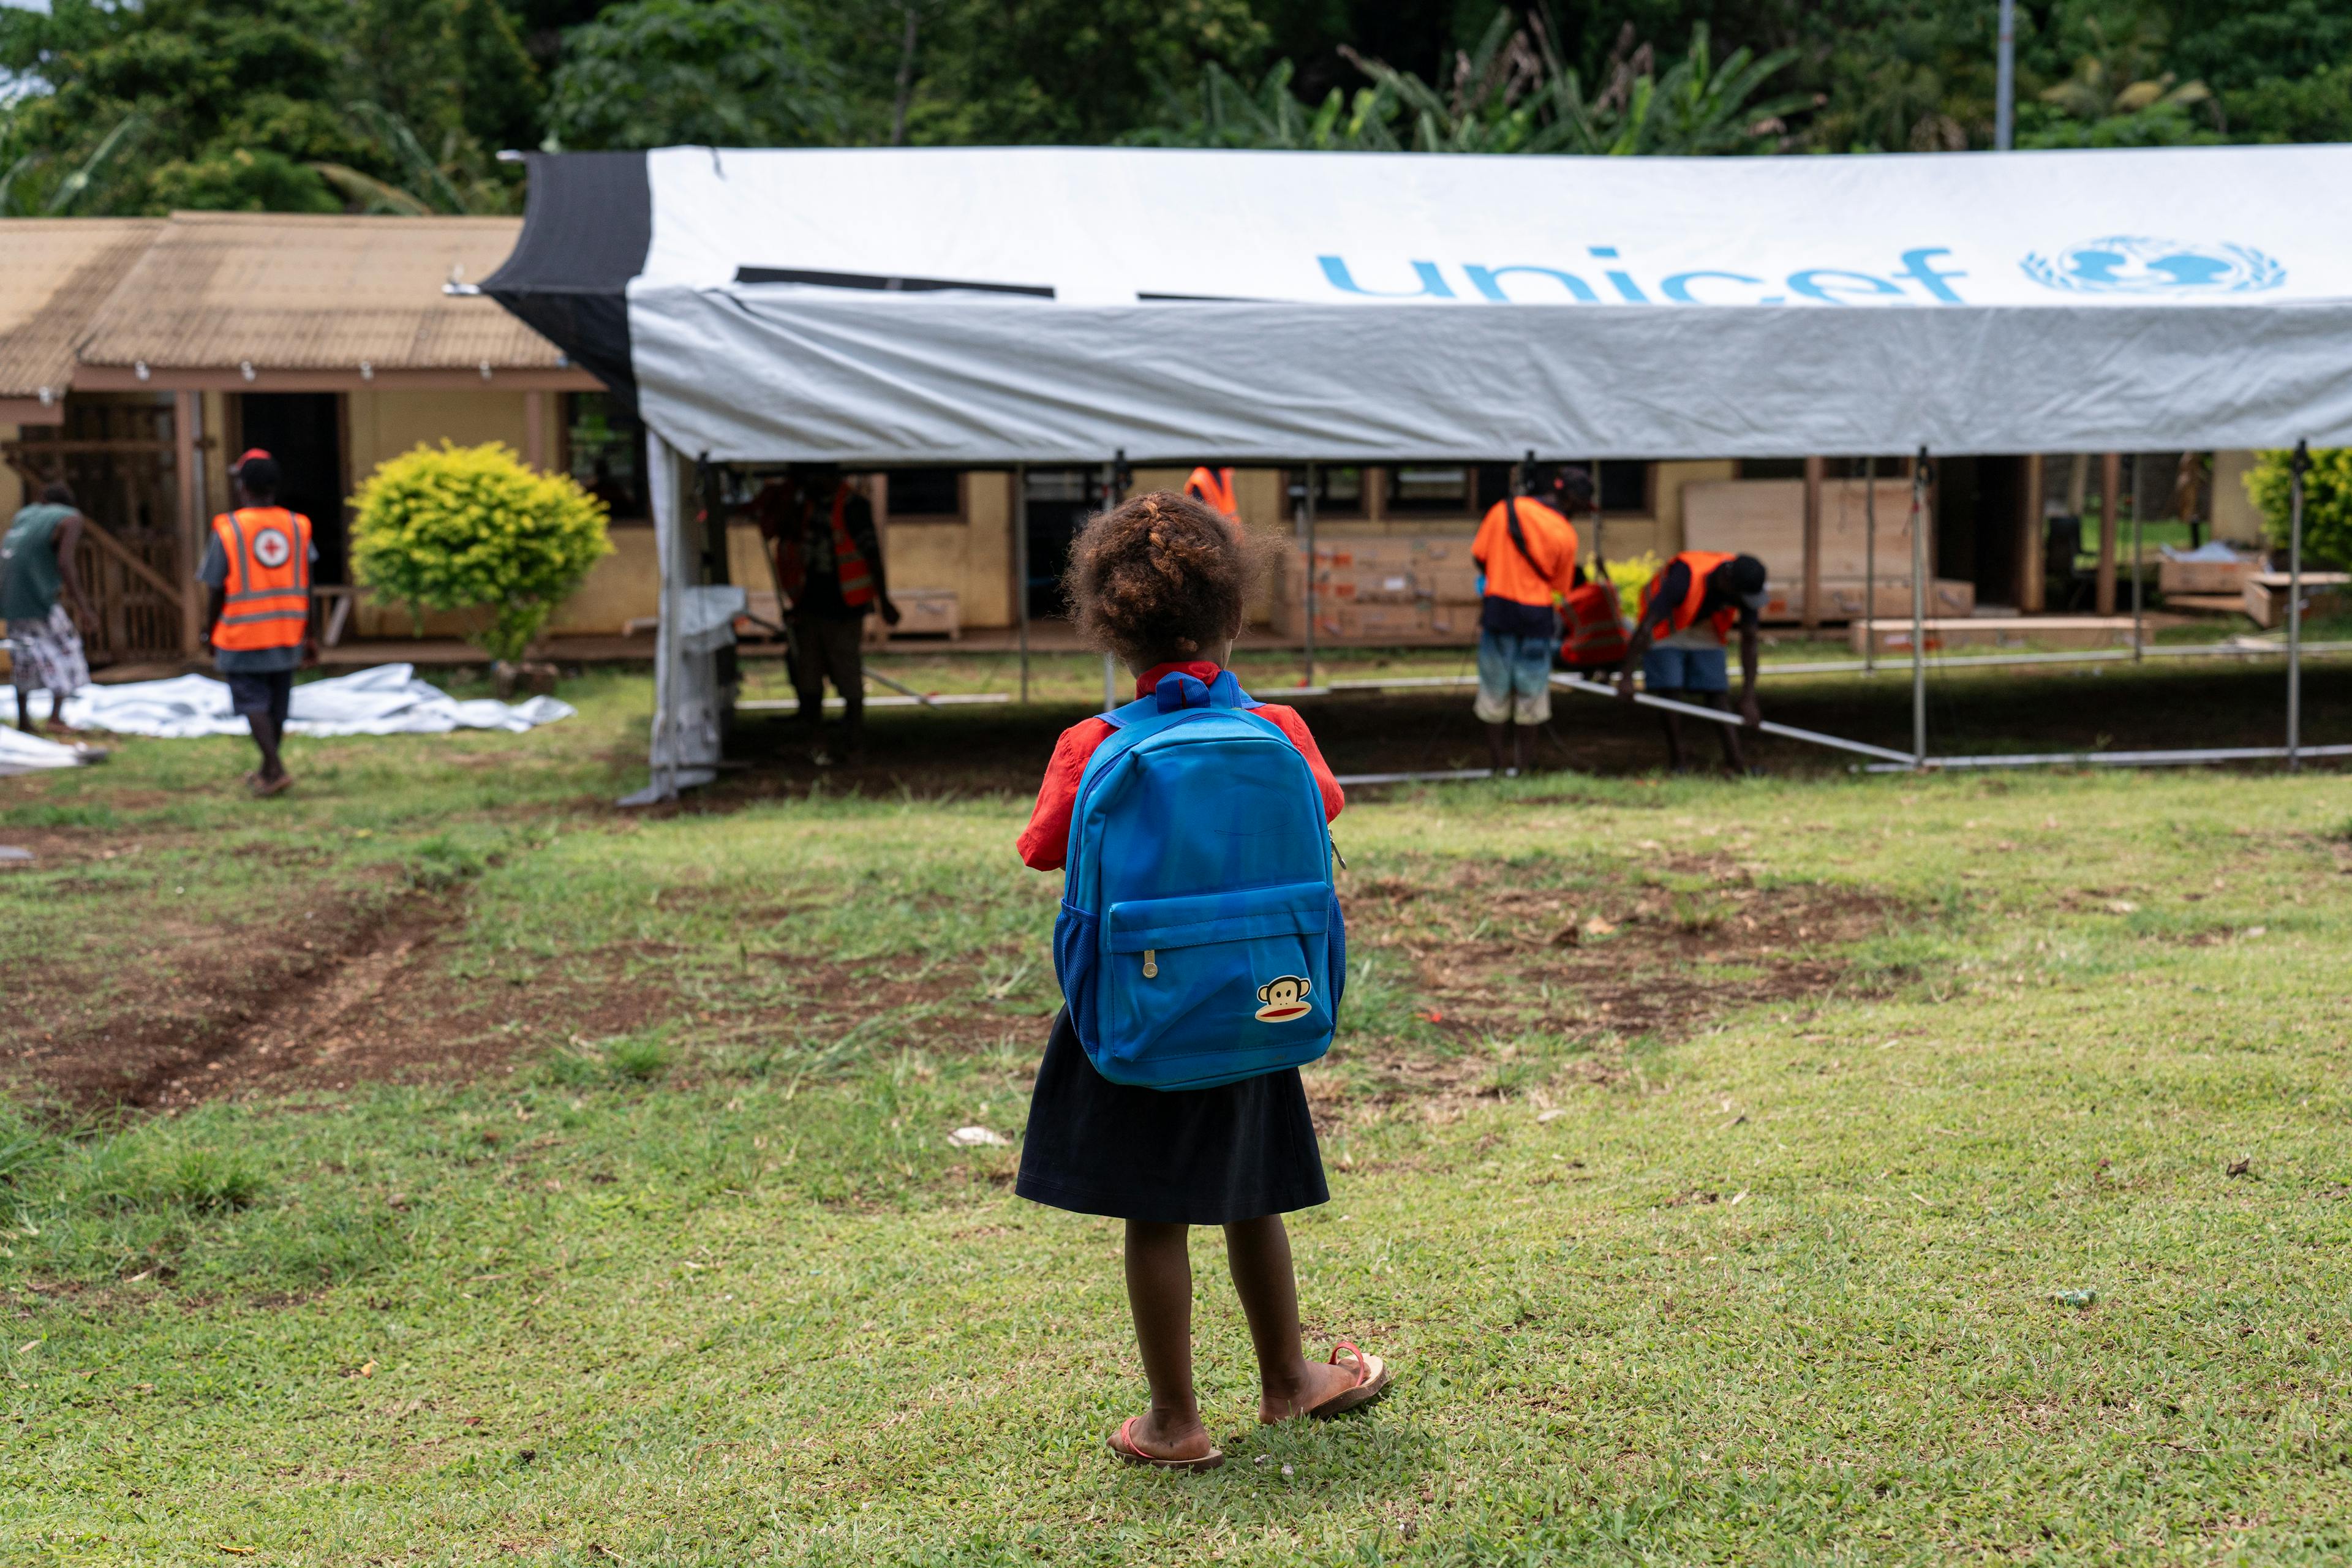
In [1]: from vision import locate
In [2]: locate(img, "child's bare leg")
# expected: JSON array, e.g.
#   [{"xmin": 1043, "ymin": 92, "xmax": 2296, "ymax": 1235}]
[
  {"xmin": 1224, "ymin": 1214, "xmax": 1363, "ymax": 1422},
  {"xmin": 1122, "ymin": 1220, "xmax": 1213, "ymax": 1459}
]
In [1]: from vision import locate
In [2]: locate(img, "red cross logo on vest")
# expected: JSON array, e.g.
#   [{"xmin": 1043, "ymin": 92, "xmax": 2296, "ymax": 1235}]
[{"xmin": 254, "ymin": 529, "xmax": 292, "ymax": 569}]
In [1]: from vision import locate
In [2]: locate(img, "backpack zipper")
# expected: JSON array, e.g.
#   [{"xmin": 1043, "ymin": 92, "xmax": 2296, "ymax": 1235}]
[{"xmin": 1142, "ymin": 949, "xmax": 1158, "ymax": 978}]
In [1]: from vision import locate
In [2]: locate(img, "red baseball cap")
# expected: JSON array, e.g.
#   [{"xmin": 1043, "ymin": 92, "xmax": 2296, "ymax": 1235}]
[{"xmin": 232, "ymin": 448, "xmax": 273, "ymax": 471}]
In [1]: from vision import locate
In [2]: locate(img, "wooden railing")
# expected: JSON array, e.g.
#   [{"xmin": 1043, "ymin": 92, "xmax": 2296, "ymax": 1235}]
[{"xmin": 68, "ymin": 525, "xmax": 186, "ymax": 668}]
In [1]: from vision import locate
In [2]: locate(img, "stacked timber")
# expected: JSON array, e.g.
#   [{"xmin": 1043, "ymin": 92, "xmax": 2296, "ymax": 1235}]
[
  {"xmin": 1682, "ymin": 478, "xmax": 1974, "ymax": 624},
  {"xmin": 1272, "ymin": 537, "xmax": 1483, "ymax": 643}
]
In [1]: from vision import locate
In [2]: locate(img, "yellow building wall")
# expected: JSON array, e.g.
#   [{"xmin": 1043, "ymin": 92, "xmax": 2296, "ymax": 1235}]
[
  {"xmin": 345, "ymin": 388, "xmax": 557, "ymax": 639},
  {"xmin": 1633, "ymin": 459, "xmax": 1738, "ymax": 560},
  {"xmin": 2211, "ymin": 450, "xmax": 2267, "ymax": 546},
  {"xmin": 0, "ymin": 428, "xmax": 21, "ymax": 516},
  {"xmin": 345, "ymin": 388, "xmax": 532, "ymax": 481},
  {"xmin": 881, "ymin": 470, "xmax": 1014, "ymax": 630}
]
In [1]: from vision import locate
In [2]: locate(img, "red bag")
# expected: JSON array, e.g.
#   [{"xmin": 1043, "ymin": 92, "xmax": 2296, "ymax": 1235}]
[{"xmin": 1559, "ymin": 579, "xmax": 1629, "ymax": 669}]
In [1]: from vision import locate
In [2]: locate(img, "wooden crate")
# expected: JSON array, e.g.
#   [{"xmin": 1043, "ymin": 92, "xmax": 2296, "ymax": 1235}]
[
  {"xmin": 1771, "ymin": 578, "xmax": 1976, "ymax": 624},
  {"xmin": 1850, "ymin": 615, "xmax": 2141, "ymax": 654},
  {"xmin": 1683, "ymin": 477, "xmax": 1918, "ymax": 583},
  {"xmin": 2242, "ymin": 572, "xmax": 2349, "ymax": 628},
  {"xmin": 2158, "ymin": 552, "xmax": 2263, "ymax": 596}
]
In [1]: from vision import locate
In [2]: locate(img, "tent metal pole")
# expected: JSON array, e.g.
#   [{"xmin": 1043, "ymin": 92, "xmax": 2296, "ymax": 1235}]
[
  {"xmin": 1300, "ymin": 461, "xmax": 1317, "ymax": 687},
  {"xmin": 2131, "ymin": 453, "xmax": 2145, "ymax": 662},
  {"xmin": 1013, "ymin": 464, "xmax": 1029, "ymax": 704},
  {"xmin": 1589, "ymin": 458, "xmax": 1604, "ymax": 567},
  {"xmin": 1863, "ymin": 454, "xmax": 1877, "ymax": 674},
  {"xmin": 1100, "ymin": 458, "xmax": 1118, "ymax": 713},
  {"xmin": 1909, "ymin": 448, "xmax": 1929, "ymax": 767},
  {"xmin": 1864, "ymin": 743, "xmax": 2352, "ymax": 774},
  {"xmin": 1555, "ymin": 675, "xmax": 1917, "ymax": 765},
  {"xmin": 2290, "ymin": 440, "xmax": 2309, "ymax": 772}
]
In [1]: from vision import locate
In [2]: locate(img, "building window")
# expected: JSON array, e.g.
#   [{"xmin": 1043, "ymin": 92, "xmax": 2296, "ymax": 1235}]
[
  {"xmin": 1387, "ymin": 465, "xmax": 1474, "ymax": 513},
  {"xmin": 1597, "ymin": 461, "xmax": 1652, "ymax": 514},
  {"xmin": 565, "ymin": 392, "xmax": 647, "ymax": 521},
  {"xmin": 883, "ymin": 467, "xmax": 962, "ymax": 519},
  {"xmin": 1281, "ymin": 466, "xmax": 1366, "ymax": 518}
]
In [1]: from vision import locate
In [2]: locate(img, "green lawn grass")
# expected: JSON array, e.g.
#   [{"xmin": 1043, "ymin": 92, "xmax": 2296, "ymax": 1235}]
[{"xmin": 2, "ymin": 674, "xmax": 2348, "ymax": 1565}]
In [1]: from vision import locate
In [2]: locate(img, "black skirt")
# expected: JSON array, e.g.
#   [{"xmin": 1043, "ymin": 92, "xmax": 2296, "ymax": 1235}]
[{"xmin": 1015, "ymin": 1008, "xmax": 1329, "ymax": 1225}]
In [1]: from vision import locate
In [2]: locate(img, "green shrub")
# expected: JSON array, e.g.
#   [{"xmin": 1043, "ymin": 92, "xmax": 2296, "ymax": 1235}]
[
  {"xmin": 2244, "ymin": 448, "xmax": 2352, "ymax": 570},
  {"xmin": 350, "ymin": 441, "xmax": 612, "ymax": 663}
]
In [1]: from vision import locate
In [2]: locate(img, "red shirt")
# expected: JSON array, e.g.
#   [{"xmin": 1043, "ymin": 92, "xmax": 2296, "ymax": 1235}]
[{"xmin": 1017, "ymin": 661, "xmax": 1344, "ymax": 871}]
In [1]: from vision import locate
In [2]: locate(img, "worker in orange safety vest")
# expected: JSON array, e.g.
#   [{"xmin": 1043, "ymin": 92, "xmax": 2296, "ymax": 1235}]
[
  {"xmin": 1618, "ymin": 549, "xmax": 1770, "ymax": 773},
  {"xmin": 1469, "ymin": 469, "xmax": 1582, "ymax": 776},
  {"xmin": 199, "ymin": 450, "xmax": 315, "ymax": 796},
  {"xmin": 758, "ymin": 464, "xmax": 900, "ymax": 764},
  {"xmin": 1182, "ymin": 466, "xmax": 1238, "ymax": 520}
]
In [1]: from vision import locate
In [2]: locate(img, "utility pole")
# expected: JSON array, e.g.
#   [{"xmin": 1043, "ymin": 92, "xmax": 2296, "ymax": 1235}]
[{"xmin": 1995, "ymin": 0, "xmax": 2016, "ymax": 151}]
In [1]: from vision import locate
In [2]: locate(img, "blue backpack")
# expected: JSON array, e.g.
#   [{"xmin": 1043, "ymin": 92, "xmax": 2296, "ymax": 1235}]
[{"xmin": 1054, "ymin": 668, "xmax": 1345, "ymax": 1091}]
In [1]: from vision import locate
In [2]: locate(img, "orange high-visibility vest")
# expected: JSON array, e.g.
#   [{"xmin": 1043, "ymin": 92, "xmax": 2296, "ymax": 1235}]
[
  {"xmin": 209, "ymin": 506, "xmax": 312, "ymax": 651},
  {"xmin": 1639, "ymin": 550, "xmax": 1738, "ymax": 644},
  {"xmin": 775, "ymin": 483, "xmax": 875, "ymax": 609},
  {"xmin": 1183, "ymin": 466, "xmax": 1238, "ymax": 519}
]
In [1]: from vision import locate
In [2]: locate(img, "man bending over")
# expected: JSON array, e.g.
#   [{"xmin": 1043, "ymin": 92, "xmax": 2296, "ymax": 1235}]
[{"xmin": 1618, "ymin": 551, "xmax": 1768, "ymax": 774}]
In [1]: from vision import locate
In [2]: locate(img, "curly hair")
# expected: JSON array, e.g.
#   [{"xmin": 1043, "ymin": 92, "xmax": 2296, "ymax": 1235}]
[{"xmin": 1064, "ymin": 490, "xmax": 1254, "ymax": 671}]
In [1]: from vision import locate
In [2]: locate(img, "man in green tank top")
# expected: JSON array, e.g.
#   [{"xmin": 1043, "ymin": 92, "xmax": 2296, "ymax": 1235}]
[{"xmin": 1, "ymin": 481, "xmax": 92, "ymax": 734}]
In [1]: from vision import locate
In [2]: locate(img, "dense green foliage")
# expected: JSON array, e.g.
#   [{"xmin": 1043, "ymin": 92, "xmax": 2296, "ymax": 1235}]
[
  {"xmin": 350, "ymin": 441, "xmax": 613, "ymax": 663},
  {"xmin": 545, "ymin": 0, "xmax": 847, "ymax": 150},
  {"xmin": 2245, "ymin": 448, "xmax": 2352, "ymax": 572},
  {"xmin": 4, "ymin": 1, "xmax": 2351, "ymax": 209},
  {"xmin": 0, "ymin": 0, "xmax": 538, "ymax": 216}
]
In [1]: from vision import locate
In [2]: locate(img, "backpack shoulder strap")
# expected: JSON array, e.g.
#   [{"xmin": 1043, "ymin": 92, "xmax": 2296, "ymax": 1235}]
[
  {"xmin": 1503, "ymin": 497, "xmax": 1548, "ymax": 579},
  {"xmin": 1099, "ymin": 693, "xmax": 1158, "ymax": 731}
]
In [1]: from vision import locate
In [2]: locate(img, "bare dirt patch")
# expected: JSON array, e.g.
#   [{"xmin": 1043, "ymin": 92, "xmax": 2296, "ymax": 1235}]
[
  {"xmin": 1313, "ymin": 854, "xmax": 1902, "ymax": 1118},
  {"xmin": 9, "ymin": 886, "xmax": 674, "ymax": 1112},
  {"xmin": 742, "ymin": 951, "xmax": 1049, "ymax": 1057},
  {"xmin": 11, "ymin": 846, "xmax": 1899, "ymax": 1117}
]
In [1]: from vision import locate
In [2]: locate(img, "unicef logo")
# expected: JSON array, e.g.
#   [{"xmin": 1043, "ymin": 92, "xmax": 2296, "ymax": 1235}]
[{"xmin": 2021, "ymin": 235, "xmax": 2283, "ymax": 295}]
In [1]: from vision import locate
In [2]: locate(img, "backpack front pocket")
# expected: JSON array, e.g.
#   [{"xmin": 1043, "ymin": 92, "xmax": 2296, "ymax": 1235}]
[{"xmin": 1093, "ymin": 881, "xmax": 1335, "ymax": 1087}]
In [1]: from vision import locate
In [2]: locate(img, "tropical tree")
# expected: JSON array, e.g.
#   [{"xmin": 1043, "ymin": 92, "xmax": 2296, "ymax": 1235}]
[
  {"xmin": 2245, "ymin": 448, "xmax": 2352, "ymax": 571},
  {"xmin": 0, "ymin": 0, "xmax": 532, "ymax": 216},
  {"xmin": 1123, "ymin": 58, "xmax": 1403, "ymax": 149},
  {"xmin": 544, "ymin": 0, "xmax": 846, "ymax": 150},
  {"xmin": 2017, "ymin": 12, "xmax": 2220, "ymax": 147},
  {"xmin": 1137, "ymin": 9, "xmax": 1808, "ymax": 157}
]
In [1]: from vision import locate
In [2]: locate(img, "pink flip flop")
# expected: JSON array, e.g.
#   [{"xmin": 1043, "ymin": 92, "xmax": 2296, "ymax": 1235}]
[
  {"xmin": 1107, "ymin": 1416, "xmax": 1224, "ymax": 1472},
  {"xmin": 1305, "ymin": 1340, "xmax": 1393, "ymax": 1420}
]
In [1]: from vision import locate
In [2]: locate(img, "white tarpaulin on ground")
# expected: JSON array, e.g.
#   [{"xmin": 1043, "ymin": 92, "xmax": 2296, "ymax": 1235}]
[
  {"xmin": 0, "ymin": 725, "xmax": 89, "ymax": 775},
  {"xmin": 510, "ymin": 143, "xmax": 2352, "ymax": 462},
  {"xmin": 30, "ymin": 665, "xmax": 574, "ymax": 739}
]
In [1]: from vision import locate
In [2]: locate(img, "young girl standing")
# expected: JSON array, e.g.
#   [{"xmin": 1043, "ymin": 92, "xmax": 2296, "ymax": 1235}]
[{"xmin": 1015, "ymin": 491, "xmax": 1393, "ymax": 1471}]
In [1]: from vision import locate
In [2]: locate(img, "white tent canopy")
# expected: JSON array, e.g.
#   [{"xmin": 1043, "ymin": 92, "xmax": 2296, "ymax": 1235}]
[
  {"xmin": 479, "ymin": 143, "xmax": 2347, "ymax": 794},
  {"xmin": 488, "ymin": 143, "xmax": 2352, "ymax": 465}
]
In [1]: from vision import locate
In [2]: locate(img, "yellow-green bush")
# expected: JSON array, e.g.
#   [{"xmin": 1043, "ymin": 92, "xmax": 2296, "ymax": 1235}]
[
  {"xmin": 2245, "ymin": 448, "xmax": 2352, "ymax": 570},
  {"xmin": 1594, "ymin": 549, "xmax": 1661, "ymax": 622},
  {"xmin": 351, "ymin": 442, "xmax": 612, "ymax": 663}
]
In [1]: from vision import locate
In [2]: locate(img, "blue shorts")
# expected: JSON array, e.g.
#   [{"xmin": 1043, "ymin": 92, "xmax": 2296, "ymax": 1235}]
[
  {"xmin": 1642, "ymin": 644, "xmax": 1729, "ymax": 694},
  {"xmin": 1475, "ymin": 630, "xmax": 1553, "ymax": 725}
]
